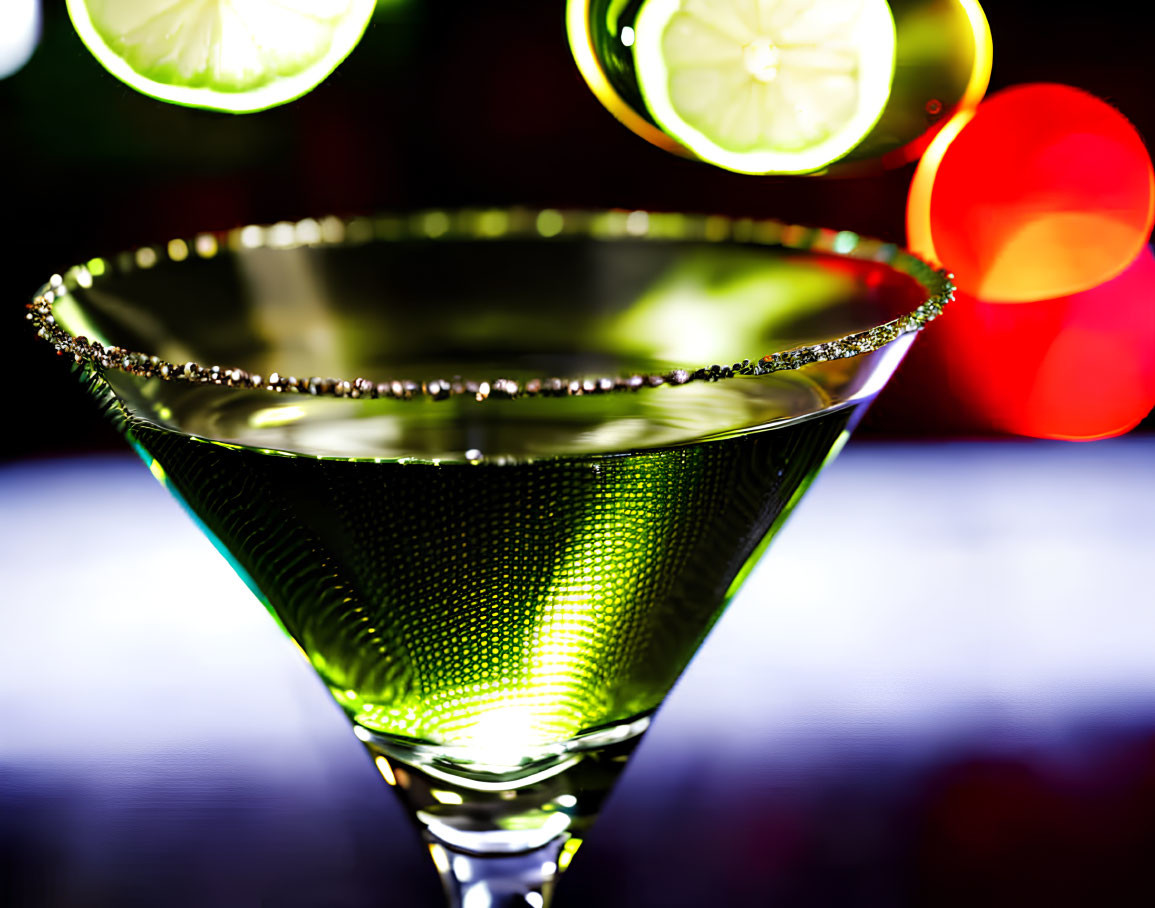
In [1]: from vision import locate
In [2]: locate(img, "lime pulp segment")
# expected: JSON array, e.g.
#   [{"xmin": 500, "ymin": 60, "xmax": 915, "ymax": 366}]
[
  {"xmin": 633, "ymin": 0, "xmax": 897, "ymax": 174},
  {"xmin": 66, "ymin": 0, "xmax": 377, "ymax": 113}
]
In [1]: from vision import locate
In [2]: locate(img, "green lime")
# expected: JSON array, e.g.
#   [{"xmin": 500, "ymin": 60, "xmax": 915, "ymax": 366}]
[
  {"xmin": 66, "ymin": 0, "xmax": 377, "ymax": 113},
  {"xmin": 633, "ymin": 0, "xmax": 897, "ymax": 174}
]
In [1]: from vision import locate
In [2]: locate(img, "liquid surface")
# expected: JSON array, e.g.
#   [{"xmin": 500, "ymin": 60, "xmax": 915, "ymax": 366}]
[{"xmin": 107, "ymin": 377, "xmax": 860, "ymax": 768}]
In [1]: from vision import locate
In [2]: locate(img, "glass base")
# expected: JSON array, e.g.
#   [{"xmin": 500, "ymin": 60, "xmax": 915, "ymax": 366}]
[
  {"xmin": 357, "ymin": 717, "xmax": 648, "ymax": 853},
  {"xmin": 357, "ymin": 721, "xmax": 649, "ymax": 907},
  {"xmin": 428, "ymin": 837, "xmax": 572, "ymax": 908}
]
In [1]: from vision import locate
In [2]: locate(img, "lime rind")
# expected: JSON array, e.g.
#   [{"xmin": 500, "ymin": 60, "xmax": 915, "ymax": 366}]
[
  {"xmin": 565, "ymin": 0, "xmax": 689, "ymax": 155},
  {"xmin": 633, "ymin": 0, "xmax": 897, "ymax": 174},
  {"xmin": 66, "ymin": 0, "xmax": 377, "ymax": 113}
]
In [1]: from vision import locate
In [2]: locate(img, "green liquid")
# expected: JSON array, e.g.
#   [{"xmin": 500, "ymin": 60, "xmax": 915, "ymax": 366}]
[{"xmin": 120, "ymin": 393, "xmax": 858, "ymax": 767}]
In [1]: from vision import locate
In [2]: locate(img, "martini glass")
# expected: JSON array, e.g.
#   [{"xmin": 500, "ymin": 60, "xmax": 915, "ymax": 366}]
[{"xmin": 28, "ymin": 208, "xmax": 950, "ymax": 908}]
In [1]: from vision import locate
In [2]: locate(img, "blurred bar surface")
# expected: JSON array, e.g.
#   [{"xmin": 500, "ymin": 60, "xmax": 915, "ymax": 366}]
[{"xmin": 2, "ymin": 439, "xmax": 1154, "ymax": 907}]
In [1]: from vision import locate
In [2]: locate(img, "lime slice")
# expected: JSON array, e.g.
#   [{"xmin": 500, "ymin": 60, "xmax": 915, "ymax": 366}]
[
  {"xmin": 66, "ymin": 0, "xmax": 377, "ymax": 113},
  {"xmin": 633, "ymin": 0, "xmax": 897, "ymax": 174}
]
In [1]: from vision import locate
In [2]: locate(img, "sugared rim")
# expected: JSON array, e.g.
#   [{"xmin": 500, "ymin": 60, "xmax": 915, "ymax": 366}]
[{"xmin": 27, "ymin": 208, "xmax": 953, "ymax": 402}]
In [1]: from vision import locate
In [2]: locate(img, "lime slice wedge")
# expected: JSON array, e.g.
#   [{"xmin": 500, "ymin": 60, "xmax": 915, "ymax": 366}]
[
  {"xmin": 633, "ymin": 0, "xmax": 897, "ymax": 174},
  {"xmin": 66, "ymin": 0, "xmax": 377, "ymax": 113}
]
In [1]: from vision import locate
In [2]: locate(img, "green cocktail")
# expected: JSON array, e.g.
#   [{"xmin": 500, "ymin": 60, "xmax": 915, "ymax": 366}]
[{"xmin": 30, "ymin": 209, "xmax": 950, "ymax": 906}]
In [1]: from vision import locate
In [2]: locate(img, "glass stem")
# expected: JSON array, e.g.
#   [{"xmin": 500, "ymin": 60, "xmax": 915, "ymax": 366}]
[{"xmin": 428, "ymin": 835, "xmax": 569, "ymax": 908}]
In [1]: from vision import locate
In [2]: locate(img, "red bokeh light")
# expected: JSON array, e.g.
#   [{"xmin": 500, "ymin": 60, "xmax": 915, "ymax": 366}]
[
  {"xmin": 908, "ymin": 84, "xmax": 1154, "ymax": 303},
  {"xmin": 939, "ymin": 246, "xmax": 1155, "ymax": 440}
]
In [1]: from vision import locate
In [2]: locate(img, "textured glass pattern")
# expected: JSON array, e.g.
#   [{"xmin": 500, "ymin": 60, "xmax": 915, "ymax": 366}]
[{"xmin": 126, "ymin": 403, "xmax": 854, "ymax": 765}]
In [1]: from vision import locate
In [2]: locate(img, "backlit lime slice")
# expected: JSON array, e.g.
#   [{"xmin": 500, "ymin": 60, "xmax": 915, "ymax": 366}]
[
  {"xmin": 633, "ymin": 0, "xmax": 897, "ymax": 174},
  {"xmin": 66, "ymin": 0, "xmax": 377, "ymax": 113}
]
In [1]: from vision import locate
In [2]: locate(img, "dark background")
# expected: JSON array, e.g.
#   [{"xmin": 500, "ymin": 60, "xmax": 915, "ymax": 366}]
[
  {"xmin": 2, "ymin": 0, "xmax": 1152, "ymax": 459},
  {"xmin": 3, "ymin": 7, "xmax": 1155, "ymax": 907}
]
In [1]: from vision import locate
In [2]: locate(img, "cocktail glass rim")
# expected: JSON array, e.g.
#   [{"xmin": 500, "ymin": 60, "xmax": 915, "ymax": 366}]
[{"xmin": 27, "ymin": 207, "xmax": 953, "ymax": 406}]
